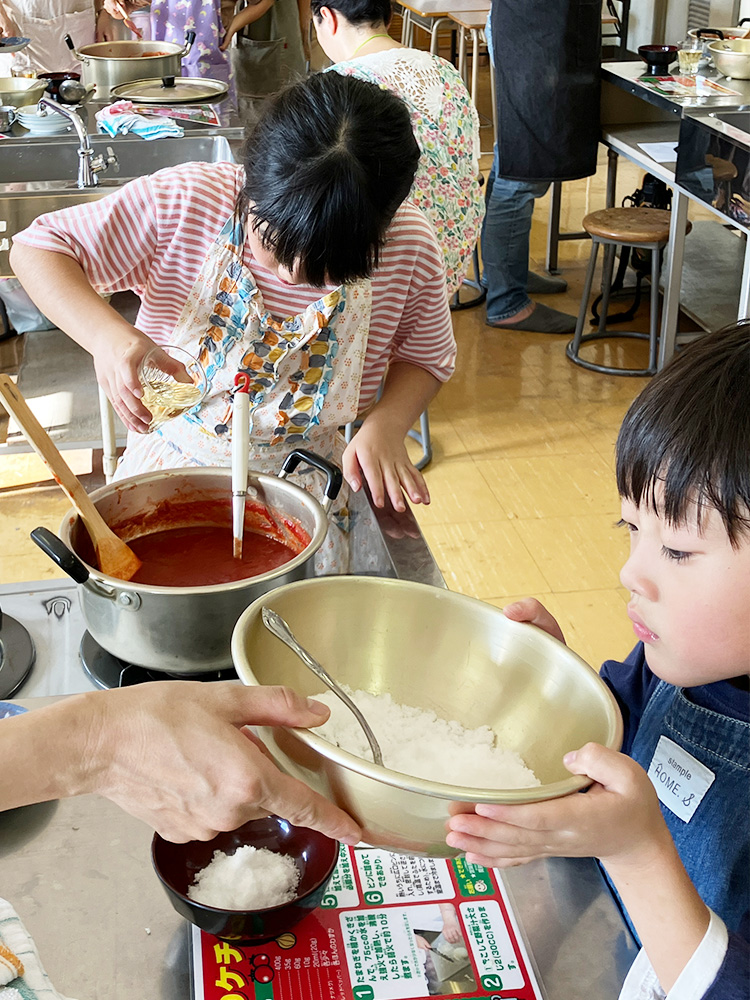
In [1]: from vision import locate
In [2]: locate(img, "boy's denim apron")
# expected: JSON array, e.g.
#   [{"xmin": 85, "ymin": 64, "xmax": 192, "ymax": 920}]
[{"xmin": 625, "ymin": 681, "xmax": 749, "ymax": 936}]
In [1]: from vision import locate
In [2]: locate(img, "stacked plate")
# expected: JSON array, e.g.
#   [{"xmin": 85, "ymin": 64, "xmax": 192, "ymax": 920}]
[{"xmin": 15, "ymin": 107, "xmax": 72, "ymax": 136}]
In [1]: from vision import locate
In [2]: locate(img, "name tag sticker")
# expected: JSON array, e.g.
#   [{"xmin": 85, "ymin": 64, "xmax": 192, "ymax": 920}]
[{"xmin": 647, "ymin": 735, "xmax": 715, "ymax": 823}]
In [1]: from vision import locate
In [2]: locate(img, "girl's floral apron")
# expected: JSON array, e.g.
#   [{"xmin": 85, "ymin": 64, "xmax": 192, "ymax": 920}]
[{"xmin": 115, "ymin": 214, "xmax": 371, "ymax": 573}]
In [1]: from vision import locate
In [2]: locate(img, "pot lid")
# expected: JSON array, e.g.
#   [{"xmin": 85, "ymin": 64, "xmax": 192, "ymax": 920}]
[{"xmin": 109, "ymin": 76, "xmax": 228, "ymax": 103}]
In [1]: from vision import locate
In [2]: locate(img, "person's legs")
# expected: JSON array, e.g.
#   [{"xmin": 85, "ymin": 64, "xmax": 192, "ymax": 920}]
[
  {"xmin": 482, "ymin": 158, "xmax": 547, "ymax": 323},
  {"xmin": 481, "ymin": 149, "xmax": 576, "ymax": 333}
]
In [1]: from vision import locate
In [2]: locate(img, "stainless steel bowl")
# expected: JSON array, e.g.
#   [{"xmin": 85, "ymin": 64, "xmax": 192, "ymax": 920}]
[
  {"xmin": 0, "ymin": 77, "xmax": 48, "ymax": 108},
  {"xmin": 232, "ymin": 577, "xmax": 623, "ymax": 858},
  {"xmin": 709, "ymin": 37, "xmax": 750, "ymax": 78}
]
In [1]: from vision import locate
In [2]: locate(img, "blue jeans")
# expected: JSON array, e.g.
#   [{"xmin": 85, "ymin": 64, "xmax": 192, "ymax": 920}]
[{"xmin": 482, "ymin": 149, "xmax": 550, "ymax": 322}]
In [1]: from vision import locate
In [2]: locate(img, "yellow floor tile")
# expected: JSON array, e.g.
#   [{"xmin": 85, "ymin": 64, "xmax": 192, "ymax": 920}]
[
  {"xmin": 511, "ymin": 514, "xmax": 629, "ymax": 594},
  {"xmin": 0, "ymin": 490, "xmax": 71, "ymax": 557},
  {"xmin": 476, "ymin": 453, "xmax": 620, "ymax": 519},
  {"xmin": 415, "ymin": 459, "xmax": 510, "ymax": 527},
  {"xmin": 420, "ymin": 520, "xmax": 548, "ymax": 600}
]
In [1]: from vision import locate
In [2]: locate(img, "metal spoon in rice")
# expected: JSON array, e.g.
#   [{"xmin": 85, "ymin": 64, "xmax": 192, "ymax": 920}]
[{"xmin": 261, "ymin": 607, "xmax": 384, "ymax": 766}]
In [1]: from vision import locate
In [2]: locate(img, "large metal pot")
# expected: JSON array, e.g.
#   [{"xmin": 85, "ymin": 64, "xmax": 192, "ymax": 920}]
[
  {"xmin": 708, "ymin": 37, "xmax": 750, "ymax": 78},
  {"xmin": 64, "ymin": 31, "xmax": 195, "ymax": 95},
  {"xmin": 31, "ymin": 451, "xmax": 341, "ymax": 674}
]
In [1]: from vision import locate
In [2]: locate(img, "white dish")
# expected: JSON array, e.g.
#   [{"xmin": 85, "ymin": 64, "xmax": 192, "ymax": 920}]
[{"xmin": 0, "ymin": 36, "xmax": 31, "ymax": 54}]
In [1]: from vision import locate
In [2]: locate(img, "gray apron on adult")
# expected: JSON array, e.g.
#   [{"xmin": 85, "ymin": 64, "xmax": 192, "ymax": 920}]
[
  {"xmin": 230, "ymin": 0, "xmax": 306, "ymax": 103},
  {"xmin": 491, "ymin": 0, "xmax": 600, "ymax": 182}
]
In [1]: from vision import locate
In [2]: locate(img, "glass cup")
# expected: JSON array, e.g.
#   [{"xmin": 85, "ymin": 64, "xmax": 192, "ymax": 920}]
[
  {"xmin": 0, "ymin": 106, "xmax": 15, "ymax": 132},
  {"xmin": 137, "ymin": 345, "xmax": 208, "ymax": 432},
  {"xmin": 677, "ymin": 38, "xmax": 703, "ymax": 76}
]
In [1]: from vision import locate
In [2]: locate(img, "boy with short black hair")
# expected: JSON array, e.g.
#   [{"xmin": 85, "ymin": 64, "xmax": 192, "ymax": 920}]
[{"xmin": 447, "ymin": 322, "xmax": 750, "ymax": 998}]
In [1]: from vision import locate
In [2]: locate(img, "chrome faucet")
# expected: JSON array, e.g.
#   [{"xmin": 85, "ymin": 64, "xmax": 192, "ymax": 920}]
[{"xmin": 37, "ymin": 97, "xmax": 118, "ymax": 189}]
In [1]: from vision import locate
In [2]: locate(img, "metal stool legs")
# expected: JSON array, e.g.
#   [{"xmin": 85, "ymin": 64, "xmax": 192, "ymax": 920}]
[
  {"xmin": 450, "ymin": 243, "xmax": 486, "ymax": 311},
  {"xmin": 566, "ymin": 234, "xmax": 666, "ymax": 377},
  {"xmin": 407, "ymin": 408, "xmax": 432, "ymax": 471}
]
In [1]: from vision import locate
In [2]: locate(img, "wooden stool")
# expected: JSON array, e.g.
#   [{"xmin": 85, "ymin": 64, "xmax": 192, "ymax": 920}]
[{"xmin": 567, "ymin": 207, "xmax": 682, "ymax": 377}]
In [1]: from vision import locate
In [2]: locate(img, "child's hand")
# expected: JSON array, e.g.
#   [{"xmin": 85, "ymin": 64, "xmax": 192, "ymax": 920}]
[
  {"xmin": 446, "ymin": 744, "xmax": 673, "ymax": 871},
  {"xmin": 502, "ymin": 598, "xmax": 566, "ymax": 644},
  {"xmin": 342, "ymin": 418, "xmax": 430, "ymax": 512},
  {"xmin": 219, "ymin": 20, "xmax": 238, "ymax": 51}
]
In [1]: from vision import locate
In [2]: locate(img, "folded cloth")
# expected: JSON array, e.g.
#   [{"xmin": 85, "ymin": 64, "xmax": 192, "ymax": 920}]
[
  {"xmin": 95, "ymin": 100, "xmax": 184, "ymax": 140},
  {"xmin": 0, "ymin": 898, "xmax": 79, "ymax": 999}
]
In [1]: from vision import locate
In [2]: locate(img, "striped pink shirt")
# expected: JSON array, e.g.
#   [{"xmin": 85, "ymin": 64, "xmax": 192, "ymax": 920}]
[{"xmin": 14, "ymin": 161, "xmax": 456, "ymax": 410}]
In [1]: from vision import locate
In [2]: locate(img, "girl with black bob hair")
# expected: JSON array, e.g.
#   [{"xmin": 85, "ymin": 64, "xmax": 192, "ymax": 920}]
[
  {"xmin": 312, "ymin": 0, "xmax": 484, "ymax": 295},
  {"xmin": 242, "ymin": 71, "xmax": 420, "ymax": 288},
  {"xmin": 447, "ymin": 321, "xmax": 750, "ymax": 1000},
  {"xmin": 11, "ymin": 73, "xmax": 456, "ymax": 572}
]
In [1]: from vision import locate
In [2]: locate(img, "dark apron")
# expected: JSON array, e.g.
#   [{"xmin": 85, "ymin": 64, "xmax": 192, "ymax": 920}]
[
  {"xmin": 230, "ymin": 0, "xmax": 306, "ymax": 104},
  {"xmin": 629, "ymin": 681, "xmax": 750, "ymax": 935},
  {"xmin": 491, "ymin": 0, "xmax": 601, "ymax": 182}
]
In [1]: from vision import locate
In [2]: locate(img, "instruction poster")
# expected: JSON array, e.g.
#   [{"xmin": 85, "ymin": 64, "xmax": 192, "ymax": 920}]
[
  {"xmin": 639, "ymin": 75, "xmax": 742, "ymax": 97},
  {"xmin": 191, "ymin": 846, "xmax": 544, "ymax": 1000}
]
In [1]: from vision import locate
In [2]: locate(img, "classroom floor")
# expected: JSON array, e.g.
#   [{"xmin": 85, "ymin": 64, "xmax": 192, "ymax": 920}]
[{"xmin": 0, "ymin": 44, "xmax": 680, "ymax": 674}]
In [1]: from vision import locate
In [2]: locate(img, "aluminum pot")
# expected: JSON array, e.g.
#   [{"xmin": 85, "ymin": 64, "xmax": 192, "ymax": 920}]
[
  {"xmin": 689, "ymin": 21, "xmax": 750, "ymax": 42},
  {"xmin": 31, "ymin": 451, "xmax": 341, "ymax": 674},
  {"xmin": 708, "ymin": 37, "xmax": 750, "ymax": 78},
  {"xmin": 64, "ymin": 31, "xmax": 195, "ymax": 95}
]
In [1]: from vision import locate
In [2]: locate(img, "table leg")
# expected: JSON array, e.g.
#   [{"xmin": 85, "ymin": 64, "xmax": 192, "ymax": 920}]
[
  {"xmin": 98, "ymin": 385, "xmax": 118, "ymax": 483},
  {"xmin": 738, "ymin": 234, "xmax": 750, "ymax": 320},
  {"xmin": 606, "ymin": 148, "xmax": 618, "ymax": 209},
  {"xmin": 457, "ymin": 24, "xmax": 466, "ymax": 81},
  {"xmin": 546, "ymin": 181, "xmax": 562, "ymax": 273},
  {"xmin": 657, "ymin": 188, "xmax": 688, "ymax": 370},
  {"xmin": 471, "ymin": 28, "xmax": 479, "ymax": 113}
]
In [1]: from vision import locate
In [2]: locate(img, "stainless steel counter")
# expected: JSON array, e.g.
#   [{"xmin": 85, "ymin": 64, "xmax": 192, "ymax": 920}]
[{"xmin": 0, "ymin": 763, "xmax": 637, "ymax": 1000}]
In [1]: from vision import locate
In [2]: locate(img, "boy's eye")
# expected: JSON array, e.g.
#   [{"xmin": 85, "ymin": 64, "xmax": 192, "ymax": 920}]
[
  {"xmin": 615, "ymin": 518, "xmax": 636, "ymax": 532},
  {"xmin": 662, "ymin": 546, "xmax": 691, "ymax": 563}
]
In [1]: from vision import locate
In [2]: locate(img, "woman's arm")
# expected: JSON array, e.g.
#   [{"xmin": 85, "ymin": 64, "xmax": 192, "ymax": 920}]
[
  {"xmin": 0, "ymin": 2, "xmax": 20, "ymax": 36},
  {"xmin": 0, "ymin": 684, "xmax": 361, "ymax": 845},
  {"xmin": 220, "ymin": 0, "xmax": 275, "ymax": 50},
  {"xmin": 342, "ymin": 361, "xmax": 441, "ymax": 510}
]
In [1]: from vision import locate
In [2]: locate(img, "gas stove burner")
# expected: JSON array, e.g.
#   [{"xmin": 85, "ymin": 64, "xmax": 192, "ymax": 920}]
[
  {"xmin": 0, "ymin": 606, "xmax": 36, "ymax": 699},
  {"xmin": 79, "ymin": 632, "xmax": 238, "ymax": 689}
]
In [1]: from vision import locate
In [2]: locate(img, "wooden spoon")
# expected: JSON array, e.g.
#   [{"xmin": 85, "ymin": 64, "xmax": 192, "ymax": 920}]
[{"xmin": 0, "ymin": 375, "xmax": 142, "ymax": 581}]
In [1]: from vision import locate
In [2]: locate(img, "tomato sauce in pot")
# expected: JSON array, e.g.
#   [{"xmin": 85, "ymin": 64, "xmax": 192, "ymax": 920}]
[{"xmin": 78, "ymin": 497, "xmax": 311, "ymax": 586}]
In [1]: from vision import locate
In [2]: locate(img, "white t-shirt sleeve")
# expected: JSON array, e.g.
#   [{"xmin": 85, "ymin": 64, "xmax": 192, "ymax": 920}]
[{"xmin": 618, "ymin": 910, "xmax": 729, "ymax": 1000}]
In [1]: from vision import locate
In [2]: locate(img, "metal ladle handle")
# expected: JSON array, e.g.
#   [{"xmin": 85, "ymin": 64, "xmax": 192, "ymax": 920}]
[{"xmin": 261, "ymin": 607, "xmax": 384, "ymax": 767}]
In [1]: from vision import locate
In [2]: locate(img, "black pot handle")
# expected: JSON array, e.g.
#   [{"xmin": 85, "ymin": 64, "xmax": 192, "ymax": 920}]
[
  {"xmin": 739, "ymin": 18, "xmax": 750, "ymax": 27},
  {"xmin": 30, "ymin": 526, "xmax": 89, "ymax": 584},
  {"xmin": 696, "ymin": 28, "xmax": 724, "ymax": 39},
  {"xmin": 64, "ymin": 33, "xmax": 75, "ymax": 52},
  {"xmin": 280, "ymin": 449, "xmax": 343, "ymax": 503},
  {"xmin": 162, "ymin": 75, "xmax": 176, "ymax": 88}
]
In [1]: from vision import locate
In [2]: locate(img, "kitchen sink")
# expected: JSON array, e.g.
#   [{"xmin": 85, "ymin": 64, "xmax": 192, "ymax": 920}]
[{"xmin": 0, "ymin": 135, "xmax": 237, "ymax": 275}]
